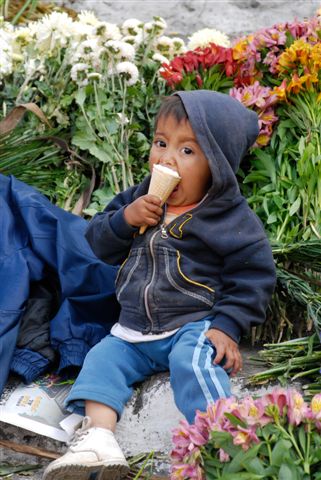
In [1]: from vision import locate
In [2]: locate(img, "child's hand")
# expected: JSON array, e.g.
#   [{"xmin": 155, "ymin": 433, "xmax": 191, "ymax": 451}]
[
  {"xmin": 205, "ymin": 328, "xmax": 243, "ymax": 377},
  {"xmin": 124, "ymin": 194, "xmax": 163, "ymax": 227}
]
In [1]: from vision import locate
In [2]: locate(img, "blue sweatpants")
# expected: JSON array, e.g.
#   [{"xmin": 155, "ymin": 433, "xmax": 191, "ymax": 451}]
[{"xmin": 65, "ymin": 318, "xmax": 231, "ymax": 423}]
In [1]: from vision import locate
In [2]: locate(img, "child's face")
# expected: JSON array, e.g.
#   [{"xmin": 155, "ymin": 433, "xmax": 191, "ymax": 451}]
[{"xmin": 149, "ymin": 115, "xmax": 211, "ymax": 206}]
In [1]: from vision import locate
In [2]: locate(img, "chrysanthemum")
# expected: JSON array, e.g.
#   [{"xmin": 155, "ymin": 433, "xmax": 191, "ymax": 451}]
[
  {"xmin": 143, "ymin": 16, "xmax": 167, "ymax": 35},
  {"xmin": 77, "ymin": 10, "xmax": 100, "ymax": 26},
  {"xmin": 188, "ymin": 28, "xmax": 230, "ymax": 50},
  {"xmin": 105, "ymin": 40, "xmax": 136, "ymax": 61},
  {"xmin": 93, "ymin": 22, "xmax": 121, "ymax": 41},
  {"xmin": 0, "ymin": 30, "xmax": 13, "ymax": 79},
  {"xmin": 121, "ymin": 18, "xmax": 143, "ymax": 36},
  {"xmin": 34, "ymin": 12, "xmax": 75, "ymax": 53},
  {"xmin": 152, "ymin": 53, "xmax": 170, "ymax": 64},
  {"xmin": 115, "ymin": 61, "xmax": 139, "ymax": 86},
  {"xmin": 154, "ymin": 35, "xmax": 173, "ymax": 53},
  {"xmin": 70, "ymin": 62, "xmax": 89, "ymax": 86}
]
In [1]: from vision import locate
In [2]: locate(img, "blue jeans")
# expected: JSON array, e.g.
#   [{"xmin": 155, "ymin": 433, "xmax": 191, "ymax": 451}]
[{"xmin": 65, "ymin": 318, "xmax": 231, "ymax": 423}]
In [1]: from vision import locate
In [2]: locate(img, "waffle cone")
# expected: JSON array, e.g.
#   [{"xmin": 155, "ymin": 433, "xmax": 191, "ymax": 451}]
[{"xmin": 139, "ymin": 165, "xmax": 181, "ymax": 234}]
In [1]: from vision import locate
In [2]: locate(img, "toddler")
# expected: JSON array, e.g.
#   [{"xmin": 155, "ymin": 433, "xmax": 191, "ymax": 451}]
[{"xmin": 43, "ymin": 90, "xmax": 276, "ymax": 480}]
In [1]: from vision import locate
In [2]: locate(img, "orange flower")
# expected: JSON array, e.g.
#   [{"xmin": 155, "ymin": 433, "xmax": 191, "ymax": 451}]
[
  {"xmin": 273, "ymin": 79, "xmax": 287, "ymax": 102},
  {"xmin": 287, "ymin": 73, "xmax": 304, "ymax": 95},
  {"xmin": 300, "ymin": 70, "xmax": 319, "ymax": 90},
  {"xmin": 232, "ymin": 38, "xmax": 249, "ymax": 61}
]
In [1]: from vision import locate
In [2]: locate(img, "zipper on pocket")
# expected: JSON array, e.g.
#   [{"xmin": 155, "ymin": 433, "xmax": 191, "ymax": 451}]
[{"xmin": 143, "ymin": 230, "xmax": 159, "ymax": 330}]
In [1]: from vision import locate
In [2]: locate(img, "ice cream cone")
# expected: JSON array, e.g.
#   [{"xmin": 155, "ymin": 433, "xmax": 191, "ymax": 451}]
[{"xmin": 139, "ymin": 164, "xmax": 181, "ymax": 234}]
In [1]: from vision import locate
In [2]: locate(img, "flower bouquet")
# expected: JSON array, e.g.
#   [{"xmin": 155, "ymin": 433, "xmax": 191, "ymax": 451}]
[{"xmin": 171, "ymin": 387, "xmax": 321, "ymax": 479}]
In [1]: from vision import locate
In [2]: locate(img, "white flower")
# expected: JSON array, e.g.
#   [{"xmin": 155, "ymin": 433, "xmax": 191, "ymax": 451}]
[
  {"xmin": 0, "ymin": 30, "xmax": 13, "ymax": 79},
  {"xmin": 154, "ymin": 35, "xmax": 173, "ymax": 53},
  {"xmin": 70, "ymin": 62, "xmax": 89, "ymax": 86},
  {"xmin": 93, "ymin": 21, "xmax": 121, "ymax": 41},
  {"xmin": 12, "ymin": 26, "xmax": 34, "ymax": 53},
  {"xmin": 171, "ymin": 37, "xmax": 186, "ymax": 54},
  {"xmin": 117, "ymin": 112, "xmax": 129, "ymax": 125},
  {"xmin": 188, "ymin": 28, "xmax": 230, "ymax": 50},
  {"xmin": 122, "ymin": 33, "xmax": 143, "ymax": 47},
  {"xmin": 152, "ymin": 53, "xmax": 170, "ymax": 64},
  {"xmin": 77, "ymin": 10, "xmax": 100, "ymax": 26},
  {"xmin": 105, "ymin": 40, "xmax": 135, "ymax": 61},
  {"xmin": 143, "ymin": 16, "xmax": 167, "ymax": 36},
  {"xmin": 34, "ymin": 12, "xmax": 76, "ymax": 53},
  {"xmin": 87, "ymin": 72, "xmax": 102, "ymax": 81},
  {"xmin": 115, "ymin": 61, "xmax": 139, "ymax": 86},
  {"xmin": 121, "ymin": 18, "xmax": 143, "ymax": 36}
]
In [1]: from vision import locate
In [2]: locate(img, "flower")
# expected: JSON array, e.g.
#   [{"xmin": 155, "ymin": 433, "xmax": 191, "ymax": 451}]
[
  {"xmin": 286, "ymin": 389, "xmax": 309, "ymax": 425},
  {"xmin": 77, "ymin": 10, "xmax": 100, "ymax": 26},
  {"xmin": 171, "ymin": 387, "xmax": 321, "ymax": 480},
  {"xmin": 188, "ymin": 28, "xmax": 230, "ymax": 50},
  {"xmin": 115, "ymin": 61, "xmax": 139, "ymax": 86},
  {"xmin": 311, "ymin": 393, "xmax": 321, "ymax": 420},
  {"xmin": 152, "ymin": 53, "xmax": 170, "ymax": 65},
  {"xmin": 121, "ymin": 18, "xmax": 143, "ymax": 36},
  {"xmin": 33, "ymin": 12, "xmax": 76, "ymax": 54},
  {"xmin": 70, "ymin": 62, "xmax": 90, "ymax": 86},
  {"xmin": 105, "ymin": 40, "xmax": 136, "ymax": 61}
]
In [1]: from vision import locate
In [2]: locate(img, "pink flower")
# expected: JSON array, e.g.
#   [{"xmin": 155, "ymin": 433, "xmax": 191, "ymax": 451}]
[
  {"xmin": 171, "ymin": 463, "xmax": 203, "ymax": 480},
  {"xmin": 311, "ymin": 393, "xmax": 321, "ymax": 421},
  {"xmin": 233, "ymin": 396, "xmax": 271, "ymax": 427},
  {"xmin": 232, "ymin": 426, "xmax": 260, "ymax": 450},
  {"xmin": 286, "ymin": 389, "xmax": 309, "ymax": 426},
  {"xmin": 219, "ymin": 448, "xmax": 230, "ymax": 462},
  {"xmin": 263, "ymin": 387, "xmax": 288, "ymax": 416}
]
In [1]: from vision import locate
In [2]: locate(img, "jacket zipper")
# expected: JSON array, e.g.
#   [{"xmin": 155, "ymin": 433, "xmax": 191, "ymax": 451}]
[
  {"xmin": 144, "ymin": 229, "xmax": 159, "ymax": 330},
  {"xmin": 143, "ymin": 194, "xmax": 209, "ymax": 330}
]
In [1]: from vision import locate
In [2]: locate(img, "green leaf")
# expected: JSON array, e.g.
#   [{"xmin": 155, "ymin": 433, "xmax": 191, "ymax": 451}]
[
  {"xmin": 0, "ymin": 464, "xmax": 40, "ymax": 476},
  {"xmin": 75, "ymin": 88, "xmax": 86, "ymax": 108},
  {"xmin": 271, "ymin": 439, "xmax": 292, "ymax": 466},
  {"xmin": 224, "ymin": 412, "xmax": 247, "ymax": 428},
  {"xmin": 278, "ymin": 462, "xmax": 301, "ymax": 480},
  {"xmin": 289, "ymin": 196, "xmax": 301, "ymax": 216},
  {"xmin": 298, "ymin": 425, "xmax": 306, "ymax": 454},
  {"xmin": 224, "ymin": 443, "xmax": 262, "ymax": 473}
]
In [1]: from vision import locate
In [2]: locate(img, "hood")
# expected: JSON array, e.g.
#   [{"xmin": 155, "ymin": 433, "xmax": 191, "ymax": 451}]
[{"xmin": 175, "ymin": 90, "xmax": 259, "ymax": 205}]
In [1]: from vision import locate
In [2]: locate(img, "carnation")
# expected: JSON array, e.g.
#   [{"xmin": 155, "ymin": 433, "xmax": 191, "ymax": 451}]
[
  {"xmin": 115, "ymin": 61, "xmax": 139, "ymax": 86},
  {"xmin": 188, "ymin": 28, "xmax": 230, "ymax": 50}
]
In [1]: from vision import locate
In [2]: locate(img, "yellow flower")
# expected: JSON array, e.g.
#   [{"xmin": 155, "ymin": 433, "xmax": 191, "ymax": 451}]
[
  {"xmin": 232, "ymin": 37, "xmax": 251, "ymax": 61},
  {"xmin": 273, "ymin": 80, "xmax": 287, "ymax": 102},
  {"xmin": 287, "ymin": 73, "xmax": 304, "ymax": 95}
]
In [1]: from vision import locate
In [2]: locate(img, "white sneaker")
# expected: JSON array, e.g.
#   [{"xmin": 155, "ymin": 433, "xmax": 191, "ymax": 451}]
[{"xmin": 42, "ymin": 416, "xmax": 129, "ymax": 480}]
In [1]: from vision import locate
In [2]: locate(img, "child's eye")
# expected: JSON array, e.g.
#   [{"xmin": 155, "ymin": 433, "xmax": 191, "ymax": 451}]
[
  {"xmin": 155, "ymin": 140, "xmax": 166, "ymax": 148},
  {"xmin": 182, "ymin": 147, "xmax": 193, "ymax": 155}
]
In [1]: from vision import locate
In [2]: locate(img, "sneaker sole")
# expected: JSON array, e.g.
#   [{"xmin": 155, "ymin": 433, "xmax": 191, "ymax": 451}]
[{"xmin": 43, "ymin": 462, "xmax": 129, "ymax": 480}]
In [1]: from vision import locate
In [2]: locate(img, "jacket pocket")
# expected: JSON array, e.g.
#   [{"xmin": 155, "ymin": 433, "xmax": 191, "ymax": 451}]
[
  {"xmin": 160, "ymin": 247, "xmax": 215, "ymax": 310},
  {"xmin": 115, "ymin": 248, "xmax": 143, "ymax": 302}
]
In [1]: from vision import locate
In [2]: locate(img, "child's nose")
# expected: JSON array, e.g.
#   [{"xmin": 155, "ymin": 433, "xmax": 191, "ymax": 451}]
[{"xmin": 159, "ymin": 151, "xmax": 176, "ymax": 167}]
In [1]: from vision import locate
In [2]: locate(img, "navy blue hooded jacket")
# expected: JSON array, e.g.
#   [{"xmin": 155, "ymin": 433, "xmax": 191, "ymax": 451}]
[
  {"xmin": 85, "ymin": 90, "xmax": 276, "ymax": 342},
  {"xmin": 0, "ymin": 174, "xmax": 120, "ymax": 395}
]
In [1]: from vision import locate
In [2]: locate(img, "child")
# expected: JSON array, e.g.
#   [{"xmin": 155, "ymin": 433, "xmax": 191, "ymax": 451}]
[{"xmin": 43, "ymin": 90, "xmax": 276, "ymax": 480}]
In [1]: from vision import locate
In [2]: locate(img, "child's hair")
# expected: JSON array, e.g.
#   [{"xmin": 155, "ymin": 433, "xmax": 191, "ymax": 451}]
[{"xmin": 154, "ymin": 95, "xmax": 188, "ymax": 127}]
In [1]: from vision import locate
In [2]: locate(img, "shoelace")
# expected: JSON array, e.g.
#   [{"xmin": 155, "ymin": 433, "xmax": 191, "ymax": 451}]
[{"xmin": 67, "ymin": 426, "xmax": 90, "ymax": 447}]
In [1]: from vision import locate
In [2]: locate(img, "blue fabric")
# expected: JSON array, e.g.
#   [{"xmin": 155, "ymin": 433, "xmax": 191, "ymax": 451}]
[
  {"xmin": 0, "ymin": 174, "xmax": 120, "ymax": 395},
  {"xmin": 65, "ymin": 318, "xmax": 231, "ymax": 423}
]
